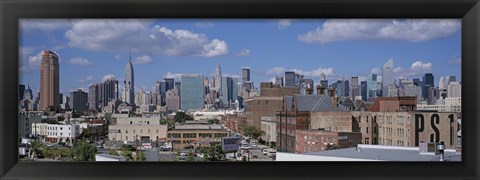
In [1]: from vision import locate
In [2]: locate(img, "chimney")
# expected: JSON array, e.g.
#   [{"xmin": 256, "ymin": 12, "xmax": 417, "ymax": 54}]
[
  {"xmin": 316, "ymin": 85, "xmax": 326, "ymax": 95},
  {"xmin": 328, "ymin": 88, "xmax": 336, "ymax": 97},
  {"xmin": 306, "ymin": 87, "xmax": 313, "ymax": 95},
  {"xmin": 332, "ymin": 97, "xmax": 338, "ymax": 107}
]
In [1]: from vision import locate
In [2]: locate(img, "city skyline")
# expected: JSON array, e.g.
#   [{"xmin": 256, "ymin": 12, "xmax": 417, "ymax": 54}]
[{"xmin": 20, "ymin": 19, "xmax": 461, "ymax": 94}]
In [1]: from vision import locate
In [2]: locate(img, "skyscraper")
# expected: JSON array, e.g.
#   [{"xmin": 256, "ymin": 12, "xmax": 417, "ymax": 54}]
[
  {"xmin": 40, "ymin": 50, "xmax": 60, "ymax": 111},
  {"xmin": 284, "ymin": 71, "xmax": 296, "ymax": 87},
  {"xmin": 382, "ymin": 58, "xmax": 394, "ymax": 97},
  {"xmin": 103, "ymin": 77, "xmax": 119, "ymax": 106},
  {"xmin": 350, "ymin": 76, "xmax": 360, "ymax": 98},
  {"xmin": 241, "ymin": 67, "xmax": 251, "ymax": 84},
  {"xmin": 88, "ymin": 84, "xmax": 100, "ymax": 110},
  {"xmin": 422, "ymin": 73, "xmax": 434, "ymax": 101},
  {"xmin": 164, "ymin": 78, "xmax": 175, "ymax": 92},
  {"xmin": 214, "ymin": 62, "xmax": 222, "ymax": 91},
  {"xmin": 361, "ymin": 81, "xmax": 368, "ymax": 101},
  {"xmin": 19, "ymin": 84, "xmax": 25, "ymax": 101},
  {"xmin": 181, "ymin": 74, "xmax": 205, "ymax": 111},
  {"xmin": 70, "ymin": 89, "xmax": 88, "ymax": 113},
  {"xmin": 275, "ymin": 76, "xmax": 284, "ymax": 87},
  {"xmin": 367, "ymin": 74, "xmax": 378, "ymax": 98},
  {"xmin": 124, "ymin": 50, "xmax": 135, "ymax": 105}
]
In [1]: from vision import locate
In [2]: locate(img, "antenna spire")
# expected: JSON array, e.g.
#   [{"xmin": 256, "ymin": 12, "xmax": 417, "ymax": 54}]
[{"xmin": 128, "ymin": 48, "xmax": 132, "ymax": 63}]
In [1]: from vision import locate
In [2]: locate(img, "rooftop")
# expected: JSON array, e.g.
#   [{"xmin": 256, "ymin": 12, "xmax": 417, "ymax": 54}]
[{"xmin": 277, "ymin": 144, "xmax": 461, "ymax": 161}]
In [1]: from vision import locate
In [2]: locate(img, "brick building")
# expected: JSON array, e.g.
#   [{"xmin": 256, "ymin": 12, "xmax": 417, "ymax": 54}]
[
  {"xmin": 367, "ymin": 96, "xmax": 417, "ymax": 112},
  {"xmin": 295, "ymin": 130, "xmax": 362, "ymax": 153},
  {"xmin": 245, "ymin": 82, "xmax": 299, "ymax": 129},
  {"xmin": 276, "ymin": 94, "xmax": 350, "ymax": 153}
]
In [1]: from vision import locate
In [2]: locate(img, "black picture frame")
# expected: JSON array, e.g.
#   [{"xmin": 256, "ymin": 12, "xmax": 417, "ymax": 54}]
[{"xmin": 1, "ymin": 0, "xmax": 479, "ymax": 179}]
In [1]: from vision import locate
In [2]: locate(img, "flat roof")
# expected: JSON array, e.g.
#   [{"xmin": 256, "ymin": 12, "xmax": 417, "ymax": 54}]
[{"xmin": 299, "ymin": 145, "xmax": 461, "ymax": 161}]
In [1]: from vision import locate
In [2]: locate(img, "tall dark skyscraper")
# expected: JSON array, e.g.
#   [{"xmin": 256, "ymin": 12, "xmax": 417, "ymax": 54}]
[
  {"xmin": 103, "ymin": 77, "xmax": 119, "ymax": 106},
  {"xmin": 241, "ymin": 67, "xmax": 250, "ymax": 84},
  {"xmin": 19, "ymin": 84, "xmax": 25, "ymax": 101},
  {"xmin": 70, "ymin": 89, "xmax": 88, "ymax": 113},
  {"xmin": 361, "ymin": 81, "xmax": 368, "ymax": 101},
  {"xmin": 88, "ymin": 84, "xmax": 100, "ymax": 110},
  {"xmin": 422, "ymin": 73, "xmax": 434, "ymax": 100},
  {"xmin": 164, "ymin": 78, "xmax": 175, "ymax": 92},
  {"xmin": 284, "ymin": 71, "xmax": 296, "ymax": 87},
  {"xmin": 344, "ymin": 80, "xmax": 349, "ymax": 97},
  {"xmin": 40, "ymin": 50, "xmax": 60, "ymax": 111},
  {"xmin": 124, "ymin": 50, "xmax": 135, "ymax": 105}
]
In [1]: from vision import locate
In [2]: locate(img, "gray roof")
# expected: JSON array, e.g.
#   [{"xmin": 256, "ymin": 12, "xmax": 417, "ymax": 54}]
[
  {"xmin": 303, "ymin": 146, "xmax": 461, "ymax": 161},
  {"xmin": 284, "ymin": 96, "xmax": 293, "ymax": 112},
  {"xmin": 293, "ymin": 95, "xmax": 349, "ymax": 112}
]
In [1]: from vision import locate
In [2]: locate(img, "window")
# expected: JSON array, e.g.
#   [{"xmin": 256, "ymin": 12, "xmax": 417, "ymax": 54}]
[
  {"xmin": 133, "ymin": 129, "xmax": 136, "ymax": 133},
  {"xmin": 183, "ymin": 133, "xmax": 197, "ymax": 138},
  {"xmin": 156, "ymin": 129, "xmax": 159, "ymax": 133},
  {"xmin": 126, "ymin": 129, "xmax": 128, "ymax": 133},
  {"xmin": 257, "ymin": 101, "xmax": 260, "ymax": 105},
  {"xmin": 130, "ymin": 121, "xmax": 132, "ymax": 124},
  {"xmin": 366, "ymin": 127, "xmax": 369, "ymax": 133},
  {"xmin": 126, "ymin": 136, "xmax": 128, "ymax": 140},
  {"xmin": 199, "ymin": 133, "xmax": 213, "ymax": 138},
  {"xmin": 321, "ymin": 137, "xmax": 325, "ymax": 143},
  {"xmin": 148, "ymin": 129, "xmax": 151, "ymax": 133},
  {"xmin": 266, "ymin": 101, "xmax": 269, "ymax": 105},
  {"xmin": 140, "ymin": 129, "xmax": 143, "ymax": 133},
  {"xmin": 214, "ymin": 133, "xmax": 227, "ymax": 138}
]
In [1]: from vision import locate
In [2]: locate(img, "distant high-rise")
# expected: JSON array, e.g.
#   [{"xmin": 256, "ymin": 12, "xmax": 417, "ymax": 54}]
[
  {"xmin": 214, "ymin": 62, "xmax": 222, "ymax": 91},
  {"xmin": 284, "ymin": 71, "xmax": 296, "ymax": 87},
  {"xmin": 350, "ymin": 77, "xmax": 360, "ymax": 98},
  {"xmin": 422, "ymin": 73, "xmax": 434, "ymax": 100},
  {"xmin": 320, "ymin": 73, "xmax": 326, "ymax": 81},
  {"xmin": 88, "ymin": 84, "xmax": 100, "ymax": 110},
  {"xmin": 299, "ymin": 79, "xmax": 314, "ymax": 95},
  {"xmin": 336, "ymin": 78, "xmax": 344, "ymax": 97},
  {"xmin": 181, "ymin": 74, "xmax": 205, "ymax": 111},
  {"xmin": 344, "ymin": 80, "xmax": 349, "ymax": 97},
  {"xmin": 242, "ymin": 67, "xmax": 251, "ymax": 84},
  {"xmin": 70, "ymin": 89, "xmax": 88, "ymax": 113},
  {"xmin": 367, "ymin": 74, "xmax": 377, "ymax": 98},
  {"xmin": 447, "ymin": 82, "xmax": 461, "ymax": 98},
  {"xmin": 103, "ymin": 77, "xmax": 119, "ymax": 106},
  {"xmin": 164, "ymin": 78, "xmax": 175, "ymax": 92},
  {"xmin": 275, "ymin": 76, "xmax": 284, "ymax": 87},
  {"xmin": 166, "ymin": 87, "xmax": 181, "ymax": 111},
  {"xmin": 382, "ymin": 58, "xmax": 394, "ymax": 97},
  {"xmin": 124, "ymin": 50, "xmax": 135, "ymax": 105},
  {"xmin": 361, "ymin": 81, "xmax": 368, "ymax": 101},
  {"xmin": 40, "ymin": 50, "xmax": 60, "ymax": 111}
]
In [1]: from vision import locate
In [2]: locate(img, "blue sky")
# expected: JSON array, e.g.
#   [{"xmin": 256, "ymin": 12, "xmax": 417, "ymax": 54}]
[{"xmin": 19, "ymin": 19, "xmax": 461, "ymax": 95}]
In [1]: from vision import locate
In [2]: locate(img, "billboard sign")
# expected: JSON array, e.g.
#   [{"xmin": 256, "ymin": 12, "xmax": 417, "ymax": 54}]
[{"xmin": 222, "ymin": 137, "xmax": 240, "ymax": 152}]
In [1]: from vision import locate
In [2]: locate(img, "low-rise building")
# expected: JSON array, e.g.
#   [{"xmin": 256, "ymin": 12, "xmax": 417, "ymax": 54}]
[
  {"xmin": 166, "ymin": 124, "xmax": 230, "ymax": 149},
  {"xmin": 31, "ymin": 123, "xmax": 80, "ymax": 143},
  {"xmin": 260, "ymin": 116, "xmax": 276, "ymax": 143},
  {"xmin": 108, "ymin": 124, "xmax": 168, "ymax": 142},
  {"xmin": 295, "ymin": 130, "xmax": 362, "ymax": 153}
]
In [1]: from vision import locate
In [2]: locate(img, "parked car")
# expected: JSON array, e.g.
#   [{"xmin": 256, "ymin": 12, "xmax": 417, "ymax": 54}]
[{"xmin": 262, "ymin": 149, "xmax": 268, "ymax": 155}]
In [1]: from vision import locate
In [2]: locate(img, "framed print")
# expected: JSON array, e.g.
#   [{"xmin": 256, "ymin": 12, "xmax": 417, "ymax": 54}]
[{"xmin": 1, "ymin": 0, "xmax": 479, "ymax": 180}]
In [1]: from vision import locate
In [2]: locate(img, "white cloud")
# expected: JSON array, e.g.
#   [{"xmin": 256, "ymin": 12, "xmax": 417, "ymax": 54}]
[
  {"xmin": 290, "ymin": 67, "xmax": 334, "ymax": 77},
  {"xmin": 298, "ymin": 19, "xmax": 460, "ymax": 44},
  {"xmin": 115, "ymin": 54, "xmax": 122, "ymax": 60},
  {"xmin": 196, "ymin": 21, "xmax": 214, "ymax": 28},
  {"xmin": 20, "ymin": 19, "xmax": 72, "ymax": 32},
  {"xmin": 77, "ymin": 75, "xmax": 94, "ymax": 83},
  {"xmin": 448, "ymin": 58, "xmax": 461, "ymax": 65},
  {"xmin": 69, "ymin": 57, "xmax": 93, "ymax": 66},
  {"xmin": 370, "ymin": 67, "xmax": 381, "ymax": 74},
  {"xmin": 102, "ymin": 74, "xmax": 115, "ymax": 81},
  {"xmin": 235, "ymin": 49, "xmax": 251, "ymax": 57},
  {"xmin": 358, "ymin": 76, "xmax": 367, "ymax": 82},
  {"xmin": 393, "ymin": 67, "xmax": 403, "ymax": 73},
  {"xmin": 392, "ymin": 61, "xmax": 433, "ymax": 79},
  {"xmin": 164, "ymin": 72, "xmax": 184, "ymax": 80},
  {"xmin": 267, "ymin": 67, "xmax": 286, "ymax": 75},
  {"xmin": 65, "ymin": 19, "xmax": 229, "ymax": 57},
  {"xmin": 277, "ymin": 19, "xmax": 292, "ymax": 29},
  {"xmin": 133, "ymin": 55, "xmax": 152, "ymax": 64},
  {"xmin": 410, "ymin": 61, "xmax": 432, "ymax": 71}
]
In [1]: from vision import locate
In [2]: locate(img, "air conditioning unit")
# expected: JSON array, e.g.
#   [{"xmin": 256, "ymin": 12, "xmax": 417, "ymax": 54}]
[{"xmin": 419, "ymin": 141, "xmax": 440, "ymax": 153}]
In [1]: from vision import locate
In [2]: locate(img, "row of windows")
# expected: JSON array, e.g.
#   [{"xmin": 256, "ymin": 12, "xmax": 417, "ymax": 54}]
[
  {"xmin": 257, "ymin": 100, "xmax": 269, "ymax": 105},
  {"xmin": 167, "ymin": 133, "xmax": 228, "ymax": 138},
  {"xmin": 124, "ymin": 129, "xmax": 160, "ymax": 134},
  {"xmin": 302, "ymin": 135, "xmax": 337, "ymax": 144}
]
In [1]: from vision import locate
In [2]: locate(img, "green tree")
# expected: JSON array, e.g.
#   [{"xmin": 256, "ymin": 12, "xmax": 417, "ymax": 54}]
[
  {"xmin": 103, "ymin": 113, "xmax": 112, "ymax": 120},
  {"xmin": 186, "ymin": 150, "xmax": 195, "ymax": 162},
  {"xmin": 242, "ymin": 125, "xmax": 265, "ymax": 140},
  {"xmin": 160, "ymin": 119, "xmax": 176, "ymax": 129},
  {"xmin": 135, "ymin": 151, "xmax": 146, "ymax": 161},
  {"xmin": 71, "ymin": 140, "xmax": 97, "ymax": 161},
  {"xmin": 29, "ymin": 139, "xmax": 43, "ymax": 158},
  {"xmin": 108, "ymin": 149, "xmax": 118, "ymax": 156},
  {"xmin": 174, "ymin": 112, "xmax": 193, "ymax": 123},
  {"xmin": 201, "ymin": 143, "xmax": 225, "ymax": 161}
]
